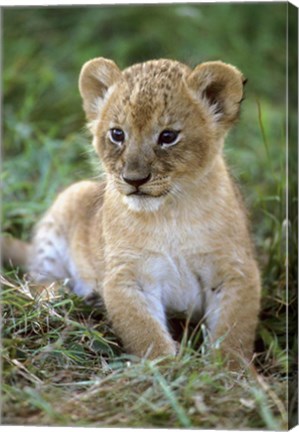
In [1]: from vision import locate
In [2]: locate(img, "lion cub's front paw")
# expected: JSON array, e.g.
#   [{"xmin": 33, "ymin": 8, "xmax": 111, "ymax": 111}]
[
  {"xmin": 132, "ymin": 336, "xmax": 177, "ymax": 361},
  {"xmin": 153, "ymin": 339, "xmax": 177, "ymax": 359}
]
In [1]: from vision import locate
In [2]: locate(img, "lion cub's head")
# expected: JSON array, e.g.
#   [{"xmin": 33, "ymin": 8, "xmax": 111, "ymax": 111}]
[{"xmin": 79, "ymin": 57, "xmax": 245, "ymax": 212}]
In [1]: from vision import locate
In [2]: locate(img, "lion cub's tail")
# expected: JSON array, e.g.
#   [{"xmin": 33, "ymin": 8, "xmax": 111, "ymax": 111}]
[{"xmin": 1, "ymin": 236, "xmax": 31, "ymax": 268}]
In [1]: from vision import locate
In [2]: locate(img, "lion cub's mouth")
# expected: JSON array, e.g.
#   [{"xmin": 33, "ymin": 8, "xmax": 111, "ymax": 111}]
[
  {"xmin": 113, "ymin": 175, "xmax": 172, "ymax": 202},
  {"xmin": 128, "ymin": 190, "xmax": 151, "ymax": 197},
  {"xmin": 127, "ymin": 188, "xmax": 171, "ymax": 199}
]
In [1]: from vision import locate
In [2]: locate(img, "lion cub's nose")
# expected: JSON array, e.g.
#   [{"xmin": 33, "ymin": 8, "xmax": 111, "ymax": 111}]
[{"xmin": 122, "ymin": 173, "xmax": 151, "ymax": 188}]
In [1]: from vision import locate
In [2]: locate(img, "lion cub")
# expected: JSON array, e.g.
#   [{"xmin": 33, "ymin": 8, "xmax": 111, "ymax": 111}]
[{"xmin": 5, "ymin": 58, "xmax": 261, "ymax": 365}]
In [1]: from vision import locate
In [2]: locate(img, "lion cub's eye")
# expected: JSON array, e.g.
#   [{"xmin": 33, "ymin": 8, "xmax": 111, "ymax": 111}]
[
  {"xmin": 158, "ymin": 130, "xmax": 180, "ymax": 147},
  {"xmin": 109, "ymin": 128, "xmax": 125, "ymax": 145}
]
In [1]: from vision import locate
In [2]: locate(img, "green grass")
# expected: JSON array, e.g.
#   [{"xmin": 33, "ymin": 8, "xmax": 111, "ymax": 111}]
[
  {"xmin": 1, "ymin": 4, "xmax": 297, "ymax": 429},
  {"xmin": 1, "ymin": 275, "xmax": 287, "ymax": 429}
]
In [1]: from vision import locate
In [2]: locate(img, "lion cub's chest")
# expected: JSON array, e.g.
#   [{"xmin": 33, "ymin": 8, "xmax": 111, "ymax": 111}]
[
  {"xmin": 136, "ymin": 219, "xmax": 207, "ymax": 320},
  {"xmin": 140, "ymin": 252, "xmax": 203, "ymax": 319}
]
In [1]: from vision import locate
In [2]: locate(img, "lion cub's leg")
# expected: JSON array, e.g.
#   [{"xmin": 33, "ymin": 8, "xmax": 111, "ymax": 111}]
[
  {"xmin": 204, "ymin": 262, "xmax": 261, "ymax": 367},
  {"xmin": 28, "ymin": 181, "xmax": 101, "ymax": 299},
  {"xmin": 103, "ymin": 269, "xmax": 176, "ymax": 359},
  {"xmin": 28, "ymin": 216, "xmax": 70, "ymax": 283},
  {"xmin": 29, "ymin": 215, "xmax": 97, "ymax": 299}
]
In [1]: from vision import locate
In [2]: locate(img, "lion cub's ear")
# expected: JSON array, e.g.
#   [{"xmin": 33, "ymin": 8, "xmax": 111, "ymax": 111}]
[
  {"xmin": 187, "ymin": 61, "xmax": 245, "ymax": 127},
  {"xmin": 79, "ymin": 57, "xmax": 121, "ymax": 121}
]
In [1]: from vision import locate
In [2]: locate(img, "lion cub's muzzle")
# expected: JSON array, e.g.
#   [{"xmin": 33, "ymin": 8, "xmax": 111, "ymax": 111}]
[
  {"xmin": 124, "ymin": 174, "xmax": 154, "ymax": 197},
  {"xmin": 122, "ymin": 173, "xmax": 152, "ymax": 191},
  {"xmin": 114, "ymin": 172, "xmax": 171, "ymax": 199}
]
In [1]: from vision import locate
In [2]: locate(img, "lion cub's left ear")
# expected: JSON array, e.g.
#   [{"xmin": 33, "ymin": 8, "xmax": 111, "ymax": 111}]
[
  {"xmin": 187, "ymin": 61, "xmax": 246, "ymax": 126},
  {"xmin": 79, "ymin": 57, "xmax": 122, "ymax": 121}
]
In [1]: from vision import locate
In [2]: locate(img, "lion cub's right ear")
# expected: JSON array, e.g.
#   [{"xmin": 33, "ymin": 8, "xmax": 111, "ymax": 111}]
[{"xmin": 79, "ymin": 57, "xmax": 121, "ymax": 121}]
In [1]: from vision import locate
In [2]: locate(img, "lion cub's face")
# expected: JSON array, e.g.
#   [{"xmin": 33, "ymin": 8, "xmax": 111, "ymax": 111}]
[{"xmin": 79, "ymin": 58, "xmax": 244, "ymax": 212}]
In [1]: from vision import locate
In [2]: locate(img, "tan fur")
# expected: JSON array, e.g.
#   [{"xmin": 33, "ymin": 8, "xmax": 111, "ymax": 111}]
[
  {"xmin": 4, "ymin": 58, "xmax": 261, "ymax": 366},
  {"xmin": 1, "ymin": 236, "xmax": 31, "ymax": 268}
]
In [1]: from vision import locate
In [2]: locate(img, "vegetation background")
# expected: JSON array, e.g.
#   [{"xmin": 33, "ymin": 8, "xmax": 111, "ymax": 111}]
[{"xmin": 2, "ymin": 3, "xmax": 297, "ymax": 429}]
